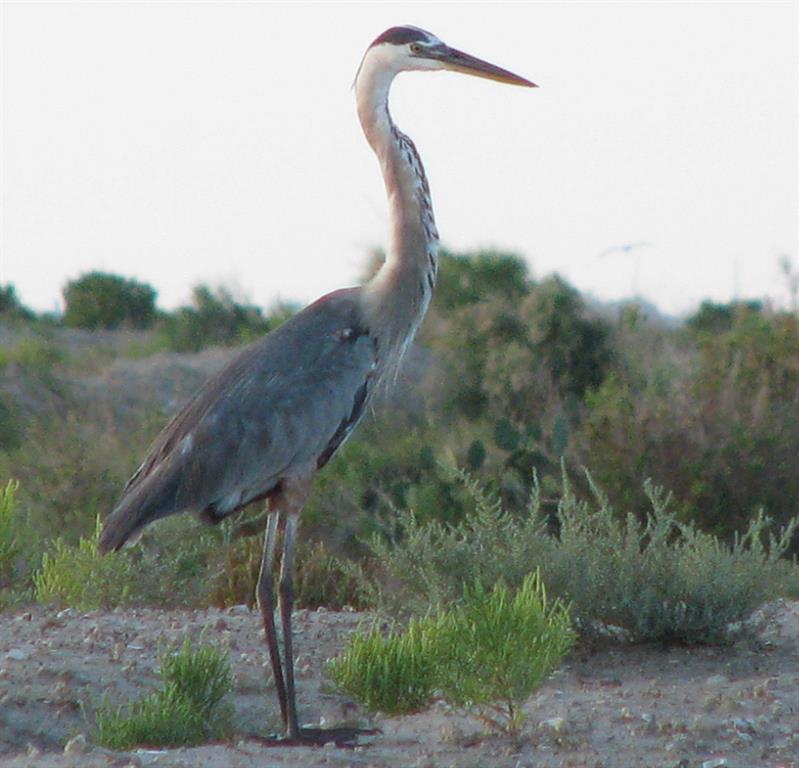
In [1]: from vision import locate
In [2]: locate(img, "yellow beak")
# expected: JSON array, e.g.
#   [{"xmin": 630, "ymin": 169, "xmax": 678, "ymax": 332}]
[{"xmin": 435, "ymin": 45, "xmax": 537, "ymax": 88}]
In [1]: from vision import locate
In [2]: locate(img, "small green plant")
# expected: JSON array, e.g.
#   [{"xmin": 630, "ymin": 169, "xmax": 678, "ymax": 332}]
[
  {"xmin": 327, "ymin": 618, "xmax": 438, "ymax": 714},
  {"xmin": 431, "ymin": 573, "xmax": 574, "ymax": 732},
  {"xmin": 33, "ymin": 517, "xmax": 133, "ymax": 610},
  {"xmin": 328, "ymin": 571, "xmax": 574, "ymax": 733},
  {"xmin": 93, "ymin": 638, "xmax": 233, "ymax": 749},
  {"xmin": 0, "ymin": 480, "xmax": 20, "ymax": 587}
]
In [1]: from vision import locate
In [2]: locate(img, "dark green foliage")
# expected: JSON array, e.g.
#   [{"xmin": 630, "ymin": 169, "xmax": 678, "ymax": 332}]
[
  {"xmin": 434, "ymin": 249, "xmax": 531, "ymax": 310},
  {"xmin": 0, "ymin": 398, "xmax": 22, "ymax": 452},
  {"xmin": 583, "ymin": 307, "xmax": 799, "ymax": 550},
  {"xmin": 686, "ymin": 299, "xmax": 763, "ymax": 335},
  {"xmin": 161, "ymin": 285, "xmax": 292, "ymax": 352},
  {"xmin": 63, "ymin": 271, "xmax": 157, "ymax": 330},
  {"xmin": 0, "ymin": 284, "xmax": 35, "ymax": 320},
  {"xmin": 93, "ymin": 639, "xmax": 233, "ymax": 749},
  {"xmin": 3, "ymin": 246, "xmax": 799, "ymax": 625}
]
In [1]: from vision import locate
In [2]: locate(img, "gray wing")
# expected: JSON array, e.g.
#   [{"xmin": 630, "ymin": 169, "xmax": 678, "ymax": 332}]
[{"xmin": 99, "ymin": 287, "xmax": 377, "ymax": 552}]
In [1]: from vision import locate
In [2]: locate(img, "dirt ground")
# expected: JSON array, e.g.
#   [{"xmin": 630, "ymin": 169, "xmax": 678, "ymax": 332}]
[{"xmin": 0, "ymin": 602, "xmax": 797, "ymax": 768}]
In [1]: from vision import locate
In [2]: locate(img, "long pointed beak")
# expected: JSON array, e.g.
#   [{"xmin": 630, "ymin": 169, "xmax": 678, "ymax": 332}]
[{"xmin": 436, "ymin": 45, "xmax": 537, "ymax": 88}]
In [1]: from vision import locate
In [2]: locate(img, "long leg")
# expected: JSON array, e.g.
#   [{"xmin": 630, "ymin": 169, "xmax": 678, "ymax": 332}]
[
  {"xmin": 279, "ymin": 513, "xmax": 300, "ymax": 739},
  {"xmin": 256, "ymin": 510, "xmax": 287, "ymax": 729}
]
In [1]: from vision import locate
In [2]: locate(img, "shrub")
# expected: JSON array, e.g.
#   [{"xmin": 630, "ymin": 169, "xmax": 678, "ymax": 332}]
[
  {"xmin": 208, "ymin": 524, "xmax": 373, "ymax": 610},
  {"xmin": 545, "ymin": 475, "xmax": 799, "ymax": 643},
  {"xmin": 327, "ymin": 618, "xmax": 439, "ymax": 715},
  {"xmin": 63, "ymin": 271, "xmax": 157, "ymax": 330},
  {"xmin": 431, "ymin": 573, "xmax": 574, "ymax": 732},
  {"xmin": 33, "ymin": 517, "xmax": 134, "ymax": 610},
  {"xmin": 370, "ymin": 469, "xmax": 799, "ymax": 644},
  {"xmin": 293, "ymin": 540, "xmax": 373, "ymax": 610},
  {"xmin": 327, "ymin": 571, "xmax": 574, "ymax": 733},
  {"xmin": 368, "ymin": 470, "xmax": 550, "ymax": 617},
  {"xmin": 93, "ymin": 638, "xmax": 233, "ymax": 749},
  {"xmin": 0, "ymin": 284, "xmax": 35, "ymax": 320},
  {"xmin": 581, "ymin": 306, "xmax": 799, "ymax": 550},
  {"xmin": 161, "ymin": 285, "xmax": 291, "ymax": 352}
]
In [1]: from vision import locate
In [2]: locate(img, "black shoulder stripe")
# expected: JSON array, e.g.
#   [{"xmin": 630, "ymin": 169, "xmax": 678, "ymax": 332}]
[{"xmin": 316, "ymin": 379, "xmax": 370, "ymax": 470}]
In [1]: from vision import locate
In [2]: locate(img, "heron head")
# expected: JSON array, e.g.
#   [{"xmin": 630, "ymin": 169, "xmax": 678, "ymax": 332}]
[{"xmin": 362, "ymin": 26, "xmax": 536, "ymax": 88}]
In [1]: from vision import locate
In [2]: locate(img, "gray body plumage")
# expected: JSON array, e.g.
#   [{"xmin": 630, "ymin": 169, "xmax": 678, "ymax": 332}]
[{"xmin": 100, "ymin": 288, "xmax": 376, "ymax": 552}]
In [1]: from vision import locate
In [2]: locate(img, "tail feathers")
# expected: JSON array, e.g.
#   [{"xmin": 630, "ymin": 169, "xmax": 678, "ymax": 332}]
[{"xmin": 98, "ymin": 471, "xmax": 181, "ymax": 554}]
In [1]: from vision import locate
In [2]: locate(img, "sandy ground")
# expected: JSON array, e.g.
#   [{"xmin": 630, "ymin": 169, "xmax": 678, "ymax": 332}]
[{"xmin": 0, "ymin": 602, "xmax": 797, "ymax": 768}]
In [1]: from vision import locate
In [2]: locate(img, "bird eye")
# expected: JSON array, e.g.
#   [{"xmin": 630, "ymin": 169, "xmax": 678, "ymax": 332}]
[{"xmin": 409, "ymin": 43, "xmax": 423, "ymax": 55}]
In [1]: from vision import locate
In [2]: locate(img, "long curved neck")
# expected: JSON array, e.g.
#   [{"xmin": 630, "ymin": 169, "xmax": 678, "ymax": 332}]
[{"xmin": 355, "ymin": 59, "xmax": 439, "ymax": 366}]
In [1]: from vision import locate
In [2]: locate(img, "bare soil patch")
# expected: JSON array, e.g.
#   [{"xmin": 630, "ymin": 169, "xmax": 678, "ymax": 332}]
[{"xmin": 1, "ymin": 602, "xmax": 797, "ymax": 767}]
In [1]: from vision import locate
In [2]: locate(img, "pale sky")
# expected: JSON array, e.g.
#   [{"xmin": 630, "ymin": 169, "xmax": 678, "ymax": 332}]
[{"xmin": 2, "ymin": 1, "xmax": 797, "ymax": 317}]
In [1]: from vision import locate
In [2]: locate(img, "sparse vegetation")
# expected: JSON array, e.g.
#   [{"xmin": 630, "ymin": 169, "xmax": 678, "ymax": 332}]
[{"xmin": 93, "ymin": 638, "xmax": 233, "ymax": 749}]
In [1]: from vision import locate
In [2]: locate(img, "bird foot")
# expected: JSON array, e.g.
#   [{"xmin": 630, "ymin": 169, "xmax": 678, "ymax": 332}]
[{"xmin": 247, "ymin": 725, "xmax": 381, "ymax": 748}]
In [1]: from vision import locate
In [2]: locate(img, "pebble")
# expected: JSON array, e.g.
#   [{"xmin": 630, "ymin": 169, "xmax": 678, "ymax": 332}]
[
  {"xmin": 63, "ymin": 733, "xmax": 88, "ymax": 755},
  {"xmin": 701, "ymin": 759, "xmax": 727, "ymax": 768},
  {"xmin": 541, "ymin": 716, "xmax": 568, "ymax": 732},
  {"xmin": 731, "ymin": 716, "xmax": 756, "ymax": 733},
  {"xmin": 705, "ymin": 674, "xmax": 729, "ymax": 686},
  {"xmin": 6, "ymin": 649, "xmax": 28, "ymax": 661}
]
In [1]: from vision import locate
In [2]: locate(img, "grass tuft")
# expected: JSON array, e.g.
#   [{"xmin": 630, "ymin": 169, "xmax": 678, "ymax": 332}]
[
  {"xmin": 327, "ymin": 618, "xmax": 438, "ymax": 715},
  {"xmin": 93, "ymin": 638, "xmax": 233, "ymax": 749}
]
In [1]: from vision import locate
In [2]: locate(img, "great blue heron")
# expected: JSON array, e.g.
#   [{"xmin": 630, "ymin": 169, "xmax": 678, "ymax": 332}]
[{"xmin": 99, "ymin": 25, "xmax": 534, "ymax": 744}]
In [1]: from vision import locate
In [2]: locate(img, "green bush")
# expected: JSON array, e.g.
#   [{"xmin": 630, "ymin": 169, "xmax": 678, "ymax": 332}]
[
  {"xmin": 327, "ymin": 618, "xmax": 439, "ymax": 715},
  {"xmin": 328, "ymin": 571, "xmax": 574, "ymax": 732},
  {"xmin": 93, "ymin": 638, "xmax": 233, "ymax": 749},
  {"xmin": 581, "ymin": 307, "xmax": 799, "ymax": 548},
  {"xmin": 33, "ymin": 517, "xmax": 134, "ymax": 610},
  {"xmin": 0, "ymin": 284, "xmax": 35, "ymax": 320},
  {"xmin": 161, "ymin": 285, "xmax": 292, "ymax": 352},
  {"xmin": 369, "ymin": 470, "xmax": 550, "ymax": 617},
  {"xmin": 545, "ymin": 475, "xmax": 798, "ymax": 643},
  {"xmin": 63, "ymin": 271, "xmax": 157, "ymax": 330},
  {"xmin": 293, "ymin": 540, "xmax": 373, "ymax": 610},
  {"xmin": 431, "ymin": 573, "xmax": 574, "ymax": 732},
  {"xmin": 370, "ymin": 469, "xmax": 799, "ymax": 644}
]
